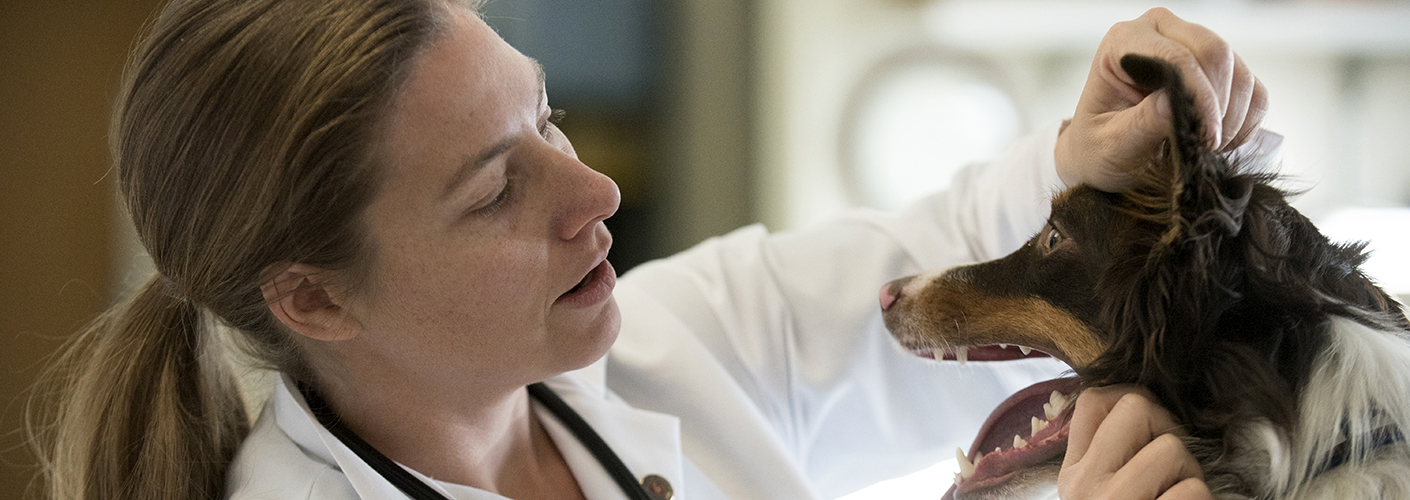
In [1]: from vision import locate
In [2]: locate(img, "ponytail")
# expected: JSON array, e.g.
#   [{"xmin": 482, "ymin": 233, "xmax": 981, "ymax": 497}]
[
  {"xmin": 28, "ymin": 0, "xmax": 453, "ymax": 497},
  {"xmin": 30, "ymin": 276, "xmax": 248, "ymax": 500}
]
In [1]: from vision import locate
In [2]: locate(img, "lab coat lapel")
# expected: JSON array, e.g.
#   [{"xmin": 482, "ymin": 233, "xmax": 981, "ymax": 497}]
[
  {"xmin": 270, "ymin": 376, "xmax": 479, "ymax": 499},
  {"xmin": 271, "ymin": 367, "xmax": 686, "ymax": 500},
  {"xmin": 542, "ymin": 359, "xmax": 687, "ymax": 499}
]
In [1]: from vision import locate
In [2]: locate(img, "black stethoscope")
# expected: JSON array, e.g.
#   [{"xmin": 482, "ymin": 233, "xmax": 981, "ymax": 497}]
[{"xmin": 299, "ymin": 382, "xmax": 667, "ymax": 500}]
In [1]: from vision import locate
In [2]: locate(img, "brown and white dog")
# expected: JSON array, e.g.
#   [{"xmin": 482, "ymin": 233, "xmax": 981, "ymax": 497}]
[{"xmin": 879, "ymin": 55, "xmax": 1410, "ymax": 500}]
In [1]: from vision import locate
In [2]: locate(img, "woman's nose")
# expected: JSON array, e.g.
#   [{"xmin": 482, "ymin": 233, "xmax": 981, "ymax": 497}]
[{"xmin": 555, "ymin": 156, "xmax": 620, "ymax": 242}]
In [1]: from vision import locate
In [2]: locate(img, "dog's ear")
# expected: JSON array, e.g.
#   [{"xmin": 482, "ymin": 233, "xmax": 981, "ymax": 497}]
[
  {"xmin": 1089, "ymin": 56, "xmax": 1408, "ymax": 438},
  {"xmin": 1082, "ymin": 55, "xmax": 1260, "ymax": 424},
  {"xmin": 1118, "ymin": 54, "xmax": 1254, "ymax": 246}
]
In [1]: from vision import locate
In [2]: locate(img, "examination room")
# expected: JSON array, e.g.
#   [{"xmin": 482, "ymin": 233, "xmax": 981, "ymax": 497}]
[{"xmin": 3, "ymin": 0, "xmax": 1409, "ymax": 499}]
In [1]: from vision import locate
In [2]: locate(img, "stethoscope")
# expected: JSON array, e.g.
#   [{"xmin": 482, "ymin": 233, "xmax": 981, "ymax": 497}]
[{"xmin": 299, "ymin": 382, "xmax": 667, "ymax": 500}]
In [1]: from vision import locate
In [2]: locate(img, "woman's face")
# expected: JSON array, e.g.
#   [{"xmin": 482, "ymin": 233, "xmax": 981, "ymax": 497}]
[{"xmin": 344, "ymin": 7, "xmax": 621, "ymax": 394}]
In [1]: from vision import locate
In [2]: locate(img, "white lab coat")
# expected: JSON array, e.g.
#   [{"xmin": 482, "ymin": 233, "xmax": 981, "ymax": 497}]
[{"xmin": 224, "ymin": 123, "xmax": 1074, "ymax": 500}]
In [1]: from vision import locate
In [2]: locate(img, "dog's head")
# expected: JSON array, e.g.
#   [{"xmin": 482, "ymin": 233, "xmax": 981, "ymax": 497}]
[{"xmin": 880, "ymin": 54, "xmax": 1408, "ymax": 499}]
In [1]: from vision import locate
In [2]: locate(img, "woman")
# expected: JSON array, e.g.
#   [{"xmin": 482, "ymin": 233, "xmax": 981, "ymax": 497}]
[{"xmin": 31, "ymin": 0, "xmax": 1266, "ymax": 499}]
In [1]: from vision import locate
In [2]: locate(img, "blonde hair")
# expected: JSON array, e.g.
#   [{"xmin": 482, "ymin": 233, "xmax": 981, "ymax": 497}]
[{"xmin": 27, "ymin": 0, "xmax": 465, "ymax": 498}]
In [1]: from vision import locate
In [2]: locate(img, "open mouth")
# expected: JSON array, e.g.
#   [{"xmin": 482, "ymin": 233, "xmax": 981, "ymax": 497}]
[
  {"xmin": 556, "ymin": 258, "xmax": 616, "ymax": 307},
  {"xmin": 948, "ymin": 375, "xmax": 1079, "ymax": 499},
  {"xmin": 905, "ymin": 343, "xmax": 1052, "ymax": 363},
  {"xmin": 567, "ymin": 265, "xmax": 598, "ymax": 294},
  {"xmin": 901, "ymin": 342, "xmax": 1079, "ymax": 500}
]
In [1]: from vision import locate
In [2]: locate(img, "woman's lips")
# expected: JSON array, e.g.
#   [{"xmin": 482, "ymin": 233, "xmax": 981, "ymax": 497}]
[{"xmin": 555, "ymin": 258, "xmax": 615, "ymax": 308}]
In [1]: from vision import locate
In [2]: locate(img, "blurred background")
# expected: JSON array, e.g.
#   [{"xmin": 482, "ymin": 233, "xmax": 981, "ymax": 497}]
[{"xmin": 2, "ymin": 0, "xmax": 1407, "ymax": 498}]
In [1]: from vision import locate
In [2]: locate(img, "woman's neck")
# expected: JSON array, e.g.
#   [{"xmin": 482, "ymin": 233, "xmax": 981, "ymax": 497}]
[{"xmin": 313, "ymin": 370, "xmax": 586, "ymax": 500}]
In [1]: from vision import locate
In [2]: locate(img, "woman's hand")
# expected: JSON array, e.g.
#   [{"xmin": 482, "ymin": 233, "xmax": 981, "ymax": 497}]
[
  {"xmin": 1058, "ymin": 386, "xmax": 1212, "ymax": 500},
  {"xmin": 1055, "ymin": 7, "xmax": 1270, "ymax": 191}
]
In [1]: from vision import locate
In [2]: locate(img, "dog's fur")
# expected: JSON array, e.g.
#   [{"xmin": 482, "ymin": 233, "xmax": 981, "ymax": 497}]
[{"xmin": 881, "ymin": 55, "xmax": 1410, "ymax": 499}]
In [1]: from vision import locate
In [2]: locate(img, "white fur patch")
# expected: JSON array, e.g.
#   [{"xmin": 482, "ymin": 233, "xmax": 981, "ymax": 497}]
[
  {"xmin": 902, "ymin": 267, "xmax": 958, "ymax": 298},
  {"xmin": 1279, "ymin": 317, "xmax": 1410, "ymax": 499}
]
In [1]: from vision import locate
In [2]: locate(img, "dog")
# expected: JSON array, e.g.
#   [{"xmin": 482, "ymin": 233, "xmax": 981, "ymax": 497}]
[{"xmin": 878, "ymin": 54, "xmax": 1410, "ymax": 500}]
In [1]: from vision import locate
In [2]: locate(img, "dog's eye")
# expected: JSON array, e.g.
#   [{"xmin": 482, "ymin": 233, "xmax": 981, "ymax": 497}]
[{"xmin": 1041, "ymin": 226, "xmax": 1064, "ymax": 252}]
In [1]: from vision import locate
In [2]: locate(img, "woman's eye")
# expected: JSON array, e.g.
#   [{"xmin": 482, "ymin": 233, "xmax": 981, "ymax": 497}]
[
  {"xmin": 540, "ymin": 108, "xmax": 565, "ymax": 140},
  {"xmin": 476, "ymin": 177, "xmax": 515, "ymax": 215}
]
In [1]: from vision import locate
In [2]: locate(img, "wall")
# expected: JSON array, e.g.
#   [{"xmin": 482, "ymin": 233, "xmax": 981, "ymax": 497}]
[{"xmin": 0, "ymin": 0, "xmax": 165, "ymax": 496}]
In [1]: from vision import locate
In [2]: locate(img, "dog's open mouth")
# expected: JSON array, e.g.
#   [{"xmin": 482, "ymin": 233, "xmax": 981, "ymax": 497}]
[
  {"xmin": 881, "ymin": 272, "xmax": 1096, "ymax": 497},
  {"xmin": 899, "ymin": 340, "xmax": 1079, "ymax": 500},
  {"xmin": 905, "ymin": 343, "xmax": 1052, "ymax": 363},
  {"xmin": 946, "ymin": 376, "xmax": 1079, "ymax": 499}
]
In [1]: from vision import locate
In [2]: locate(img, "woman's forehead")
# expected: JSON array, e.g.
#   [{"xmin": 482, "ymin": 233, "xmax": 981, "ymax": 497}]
[
  {"xmin": 377, "ymin": 8, "xmax": 542, "ymax": 173},
  {"xmin": 398, "ymin": 10, "xmax": 537, "ymax": 124}
]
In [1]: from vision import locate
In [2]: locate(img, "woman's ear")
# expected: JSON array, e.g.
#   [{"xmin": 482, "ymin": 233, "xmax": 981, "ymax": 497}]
[{"xmin": 260, "ymin": 263, "xmax": 362, "ymax": 341}]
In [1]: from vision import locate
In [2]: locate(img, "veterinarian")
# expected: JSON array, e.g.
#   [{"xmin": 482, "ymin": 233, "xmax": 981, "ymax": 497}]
[{"xmin": 33, "ymin": 1, "xmax": 1268, "ymax": 499}]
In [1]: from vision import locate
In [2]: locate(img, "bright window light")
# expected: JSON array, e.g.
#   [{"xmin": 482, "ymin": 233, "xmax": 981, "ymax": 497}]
[
  {"xmin": 847, "ymin": 60, "xmax": 1022, "ymax": 211},
  {"xmin": 1315, "ymin": 207, "xmax": 1410, "ymax": 301}
]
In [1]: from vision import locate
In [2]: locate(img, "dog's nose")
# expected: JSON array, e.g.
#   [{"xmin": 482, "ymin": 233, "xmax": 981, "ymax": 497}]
[{"xmin": 880, "ymin": 278, "xmax": 908, "ymax": 310}]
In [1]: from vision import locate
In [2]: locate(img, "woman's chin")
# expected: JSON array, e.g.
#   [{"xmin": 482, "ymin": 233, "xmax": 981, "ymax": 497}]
[{"xmin": 553, "ymin": 296, "xmax": 621, "ymax": 373}]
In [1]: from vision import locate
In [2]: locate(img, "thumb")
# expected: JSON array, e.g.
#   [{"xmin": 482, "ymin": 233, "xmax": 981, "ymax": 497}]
[
  {"xmin": 1112, "ymin": 88, "xmax": 1172, "ymax": 149},
  {"xmin": 1070, "ymin": 90, "xmax": 1172, "ymax": 192}
]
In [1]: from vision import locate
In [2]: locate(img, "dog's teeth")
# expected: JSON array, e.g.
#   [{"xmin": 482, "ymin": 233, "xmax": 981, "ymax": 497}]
[
  {"xmin": 1031, "ymin": 416, "xmax": 1049, "ymax": 437},
  {"xmin": 975, "ymin": 450, "xmax": 985, "ymax": 465},
  {"xmin": 1050, "ymin": 391, "xmax": 1069, "ymax": 414},
  {"xmin": 1014, "ymin": 434, "xmax": 1029, "ymax": 448},
  {"xmin": 956, "ymin": 346, "xmax": 968, "ymax": 365},
  {"xmin": 998, "ymin": 343, "xmax": 1009, "ymax": 349},
  {"xmin": 954, "ymin": 472, "xmax": 962, "ymax": 485},
  {"xmin": 1043, "ymin": 402, "xmax": 1058, "ymax": 420},
  {"xmin": 957, "ymin": 448, "xmax": 975, "ymax": 478},
  {"xmin": 1019, "ymin": 346, "xmax": 1033, "ymax": 355}
]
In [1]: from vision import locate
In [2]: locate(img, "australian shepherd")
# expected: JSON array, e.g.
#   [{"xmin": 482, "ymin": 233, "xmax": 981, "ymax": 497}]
[{"xmin": 878, "ymin": 54, "xmax": 1410, "ymax": 500}]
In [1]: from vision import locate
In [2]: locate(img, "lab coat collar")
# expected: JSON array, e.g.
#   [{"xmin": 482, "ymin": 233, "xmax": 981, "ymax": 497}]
[
  {"xmin": 271, "ymin": 356, "xmax": 683, "ymax": 500},
  {"xmin": 536, "ymin": 358, "xmax": 684, "ymax": 500},
  {"xmin": 272, "ymin": 374, "xmax": 455, "ymax": 499}
]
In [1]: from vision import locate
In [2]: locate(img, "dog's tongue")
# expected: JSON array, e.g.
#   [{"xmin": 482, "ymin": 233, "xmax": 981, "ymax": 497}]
[{"xmin": 945, "ymin": 377, "xmax": 1081, "ymax": 499}]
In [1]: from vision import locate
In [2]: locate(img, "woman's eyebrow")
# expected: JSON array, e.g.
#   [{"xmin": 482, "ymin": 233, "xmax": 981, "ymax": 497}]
[
  {"xmin": 530, "ymin": 58, "xmax": 546, "ymax": 97},
  {"xmin": 440, "ymin": 59, "xmax": 547, "ymax": 199}
]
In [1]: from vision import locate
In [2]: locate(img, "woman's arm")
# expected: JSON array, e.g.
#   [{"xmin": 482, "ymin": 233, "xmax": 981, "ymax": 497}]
[
  {"xmin": 610, "ymin": 122, "xmax": 1074, "ymax": 497},
  {"xmin": 609, "ymin": 8, "xmax": 1266, "ymax": 497}
]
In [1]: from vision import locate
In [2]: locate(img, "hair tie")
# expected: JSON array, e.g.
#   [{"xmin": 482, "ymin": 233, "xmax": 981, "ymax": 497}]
[{"xmin": 157, "ymin": 274, "xmax": 191, "ymax": 303}]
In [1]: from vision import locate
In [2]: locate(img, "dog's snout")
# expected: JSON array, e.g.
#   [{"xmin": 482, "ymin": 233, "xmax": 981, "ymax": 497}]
[{"xmin": 880, "ymin": 277, "xmax": 911, "ymax": 311}]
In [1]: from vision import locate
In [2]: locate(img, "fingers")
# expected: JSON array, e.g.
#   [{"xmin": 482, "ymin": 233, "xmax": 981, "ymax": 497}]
[
  {"xmin": 1059, "ymin": 7, "xmax": 1270, "ymax": 192},
  {"xmin": 1064, "ymin": 386, "xmax": 1183, "ymax": 468},
  {"xmin": 1064, "ymin": 386, "xmax": 1124, "ymax": 467},
  {"xmin": 1160, "ymin": 477, "xmax": 1215, "ymax": 500},
  {"xmin": 1140, "ymin": 8, "xmax": 1234, "ymax": 146},
  {"xmin": 1229, "ymin": 77, "xmax": 1270, "ymax": 150},
  {"xmin": 1060, "ymin": 386, "xmax": 1208, "ymax": 500},
  {"xmin": 1219, "ymin": 53, "xmax": 1255, "ymax": 150},
  {"xmin": 1086, "ymin": 392, "xmax": 1187, "ymax": 473},
  {"xmin": 1098, "ymin": 8, "xmax": 1242, "ymax": 147},
  {"xmin": 1108, "ymin": 433, "xmax": 1206, "ymax": 499}
]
